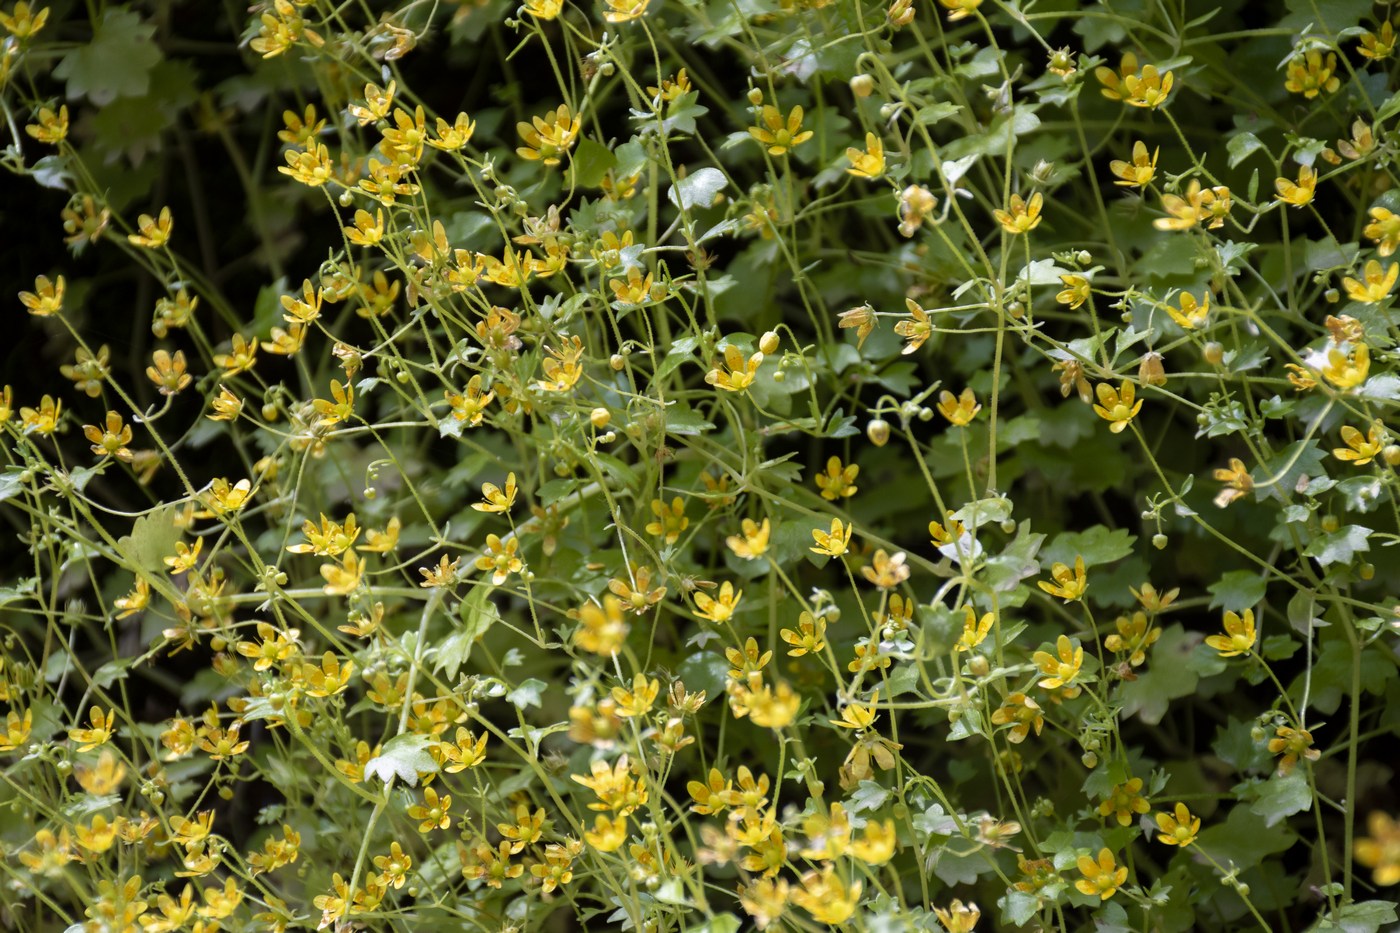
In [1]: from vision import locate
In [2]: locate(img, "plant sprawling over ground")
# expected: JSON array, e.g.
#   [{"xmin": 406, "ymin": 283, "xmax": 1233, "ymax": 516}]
[{"xmin": 2, "ymin": 0, "xmax": 1400, "ymax": 930}]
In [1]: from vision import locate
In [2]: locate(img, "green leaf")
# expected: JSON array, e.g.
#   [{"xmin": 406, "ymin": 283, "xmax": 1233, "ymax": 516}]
[
  {"xmin": 1119, "ymin": 625, "xmax": 1199, "ymax": 724},
  {"xmin": 506, "ymin": 678, "xmax": 547, "ymax": 709},
  {"xmin": 1043, "ymin": 525, "xmax": 1135, "ymax": 568},
  {"xmin": 363, "ymin": 733, "xmax": 437, "ymax": 787},
  {"xmin": 1207, "ymin": 570, "xmax": 1267, "ymax": 610},
  {"xmin": 998, "ymin": 890, "xmax": 1042, "ymax": 926},
  {"xmin": 1227, "ymin": 132, "xmax": 1265, "ymax": 168},
  {"xmin": 116, "ymin": 505, "xmax": 183, "ymax": 573},
  {"xmin": 54, "ymin": 8, "xmax": 164, "ymax": 106},
  {"xmin": 847, "ymin": 780, "xmax": 889, "ymax": 812},
  {"xmin": 668, "ymin": 166, "xmax": 727, "ymax": 211},
  {"xmin": 1303, "ymin": 525, "xmax": 1371, "ymax": 567},
  {"xmin": 663, "ymin": 404, "xmax": 714, "ymax": 437},
  {"xmin": 1194, "ymin": 805, "xmax": 1296, "ymax": 871},
  {"xmin": 676, "ymin": 652, "xmax": 729, "ymax": 703},
  {"xmin": 571, "ymin": 137, "xmax": 615, "ymax": 188},
  {"xmin": 1249, "ymin": 771, "xmax": 1311, "ymax": 827},
  {"xmin": 436, "ymin": 587, "xmax": 500, "ymax": 679},
  {"xmin": 1306, "ymin": 900, "xmax": 1400, "ymax": 933}
]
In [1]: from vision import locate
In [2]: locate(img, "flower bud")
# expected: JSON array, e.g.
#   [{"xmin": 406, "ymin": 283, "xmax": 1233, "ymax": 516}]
[
  {"xmin": 1383, "ymin": 445, "xmax": 1400, "ymax": 466},
  {"xmin": 867, "ymin": 418, "xmax": 891, "ymax": 447},
  {"xmin": 850, "ymin": 74, "xmax": 875, "ymax": 98},
  {"xmin": 1081, "ymin": 751, "xmax": 1098, "ymax": 769},
  {"xmin": 1203, "ymin": 341, "xmax": 1224, "ymax": 365},
  {"xmin": 968, "ymin": 655, "xmax": 990, "ymax": 677},
  {"xmin": 1139, "ymin": 351, "xmax": 1167, "ymax": 387},
  {"xmin": 1153, "ymin": 533, "xmax": 1168, "ymax": 550},
  {"xmin": 747, "ymin": 87, "xmax": 763, "ymax": 106},
  {"xmin": 590, "ymin": 408, "xmax": 611, "ymax": 429},
  {"xmin": 610, "ymin": 354, "xmax": 625, "ymax": 371},
  {"xmin": 759, "ymin": 330, "xmax": 780, "ymax": 355}
]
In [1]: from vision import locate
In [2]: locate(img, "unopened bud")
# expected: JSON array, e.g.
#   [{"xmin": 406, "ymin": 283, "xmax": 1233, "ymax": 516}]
[
  {"xmin": 850, "ymin": 74, "xmax": 874, "ymax": 98},
  {"xmin": 590, "ymin": 408, "xmax": 611, "ymax": 429},
  {"xmin": 1139, "ymin": 351, "xmax": 1167, "ymax": 387},
  {"xmin": 1383, "ymin": 445, "xmax": 1400, "ymax": 466},
  {"xmin": 759, "ymin": 330, "xmax": 780, "ymax": 355},
  {"xmin": 1203, "ymin": 341, "xmax": 1224, "ymax": 365},
  {"xmin": 747, "ymin": 88, "xmax": 763, "ymax": 106},
  {"xmin": 610, "ymin": 354, "xmax": 625, "ymax": 371},
  {"xmin": 1153, "ymin": 533, "xmax": 1168, "ymax": 550},
  {"xmin": 867, "ymin": 418, "xmax": 891, "ymax": 447},
  {"xmin": 968, "ymin": 655, "xmax": 990, "ymax": 677}
]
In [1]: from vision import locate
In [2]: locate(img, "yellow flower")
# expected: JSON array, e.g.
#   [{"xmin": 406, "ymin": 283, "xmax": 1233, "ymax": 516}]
[
  {"xmin": 25, "ymin": 103, "xmax": 67, "ymax": 144},
  {"xmin": 839, "ymin": 304, "xmax": 877, "ymax": 349},
  {"xmin": 320, "ymin": 552, "xmax": 364, "ymax": 595},
  {"xmin": 1205, "ymin": 608, "xmax": 1256, "ymax": 657},
  {"xmin": 1355, "ymin": 812, "xmax": 1400, "ymax": 886},
  {"xmin": 645, "ymin": 496, "xmax": 689, "ymax": 544},
  {"xmin": 1365, "ymin": 206, "xmax": 1400, "ymax": 256},
  {"xmin": 932, "ymin": 900, "xmax": 981, "ymax": 932},
  {"xmin": 993, "ymin": 191, "xmax": 1043, "ymax": 234},
  {"xmin": 446, "ymin": 374, "xmax": 495, "ymax": 426},
  {"xmin": 749, "ymin": 103, "xmax": 814, "ymax": 156},
  {"xmin": 473, "ymin": 473, "xmax": 518, "ymax": 513},
  {"xmin": 1038, "ymin": 555, "xmax": 1088, "ymax": 601},
  {"xmin": 1359, "ymin": 21, "xmax": 1396, "ymax": 59},
  {"xmin": 955, "ymin": 606, "xmax": 994, "ymax": 652},
  {"xmin": 791, "ymin": 866, "xmax": 860, "ymax": 925},
  {"xmin": 1154, "ymin": 802, "xmax": 1201, "ymax": 846},
  {"xmin": 1057, "ymin": 274, "xmax": 1090, "ymax": 309},
  {"xmin": 19, "ymin": 273, "xmax": 64, "ymax": 316},
  {"xmin": 1165, "ymin": 290, "xmax": 1210, "ymax": 329},
  {"xmin": 936, "ymin": 0, "xmax": 981, "ymax": 20},
  {"xmin": 1109, "ymin": 140, "xmax": 1158, "ymax": 187},
  {"xmin": 203, "ymin": 477, "xmax": 255, "ymax": 515},
  {"xmin": 0, "ymin": 1, "xmax": 49, "ymax": 38},
  {"xmin": 845, "ymin": 132, "xmax": 885, "ymax": 178},
  {"xmin": 1338, "ymin": 119, "xmax": 1377, "ymax": 160},
  {"xmin": 694, "ymin": 580, "xmax": 742, "ymax": 624},
  {"xmin": 1284, "ymin": 49, "xmax": 1340, "ymax": 98},
  {"xmin": 726, "ymin": 518, "xmax": 771, "ymax": 559},
  {"xmin": 475, "ymin": 534, "xmax": 523, "ymax": 584},
  {"xmin": 815, "ymin": 456, "xmax": 859, "ymax": 500},
  {"xmin": 1321, "ymin": 343, "xmax": 1370, "ymax": 389},
  {"xmin": 811, "ymin": 518, "xmax": 853, "ymax": 557},
  {"xmin": 1096, "ymin": 52, "xmax": 1174, "ymax": 108},
  {"xmin": 147, "ymin": 349, "xmax": 193, "ymax": 396},
  {"xmin": 1154, "ymin": 179, "xmax": 1231, "ymax": 231},
  {"xmin": 937, "ymin": 387, "xmax": 981, "ymax": 426},
  {"xmin": 69, "ymin": 706, "xmax": 116, "ymax": 752},
  {"xmin": 1099, "ymin": 777, "xmax": 1150, "ymax": 827},
  {"xmin": 1092, "ymin": 381, "xmax": 1143, "ymax": 433},
  {"xmin": 516, "ymin": 105, "xmax": 580, "ymax": 165},
  {"xmin": 406, "ymin": 786, "xmax": 452, "ymax": 833},
  {"xmin": 114, "ymin": 578, "xmax": 150, "ymax": 619},
  {"xmin": 0, "ymin": 708, "xmax": 32, "ymax": 752},
  {"xmin": 894, "ymin": 298, "xmax": 931, "ymax": 354},
  {"xmin": 898, "ymin": 184, "xmax": 938, "ymax": 236},
  {"xmin": 128, "ymin": 207, "xmax": 173, "ymax": 248},
  {"xmin": 1342, "ymin": 260, "xmax": 1398, "ymax": 303},
  {"xmin": 522, "ymin": 0, "xmax": 562, "ymax": 18},
  {"xmin": 612, "ymin": 673, "xmax": 660, "ymax": 718},
  {"xmin": 84, "ymin": 411, "xmax": 134, "ymax": 462},
  {"xmin": 213, "ymin": 333, "xmax": 259, "ymax": 377},
  {"xmin": 1334, "ymin": 423, "xmax": 1385, "ymax": 465},
  {"xmin": 287, "ymin": 514, "xmax": 361, "ymax": 556},
  {"xmin": 781, "ymin": 610, "xmax": 828, "ymax": 656},
  {"xmin": 1213, "ymin": 457, "xmax": 1254, "ymax": 507},
  {"xmin": 584, "ymin": 814, "xmax": 628, "ymax": 852},
  {"xmin": 1033, "ymin": 635, "xmax": 1084, "ymax": 692},
  {"xmin": 574, "ymin": 595, "xmax": 630, "ymax": 655},
  {"xmin": 1105, "ymin": 611, "xmax": 1162, "ymax": 667},
  {"xmin": 1075, "ymin": 848, "xmax": 1128, "ymax": 900},
  {"xmin": 991, "ymin": 692, "xmax": 1043, "ymax": 743},
  {"xmin": 850, "ymin": 819, "xmax": 897, "ymax": 865},
  {"xmin": 603, "ymin": 0, "xmax": 649, "ymax": 22},
  {"xmin": 207, "ymin": 385, "xmax": 242, "ymax": 422},
  {"xmin": 1274, "ymin": 165, "xmax": 1317, "ymax": 207},
  {"xmin": 19, "ymin": 394, "xmax": 61, "ymax": 434},
  {"xmin": 705, "ymin": 343, "xmax": 763, "ymax": 392},
  {"xmin": 1268, "ymin": 726, "xmax": 1321, "ymax": 775},
  {"xmin": 861, "ymin": 549, "xmax": 909, "ymax": 589}
]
